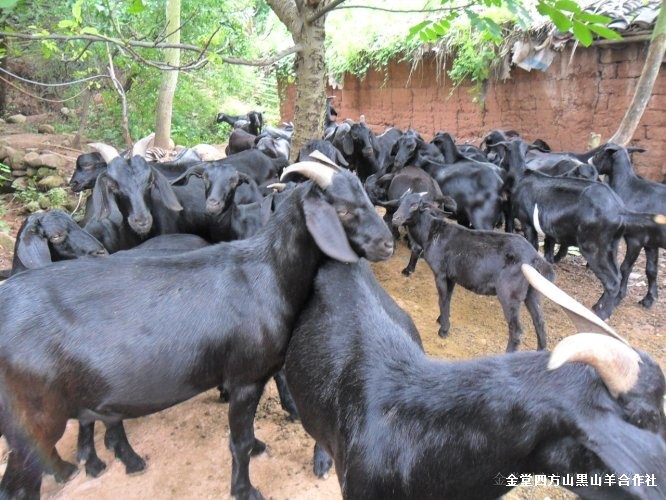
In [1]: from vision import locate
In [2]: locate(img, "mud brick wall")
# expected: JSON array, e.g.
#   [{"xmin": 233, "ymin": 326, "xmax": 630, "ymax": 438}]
[{"xmin": 280, "ymin": 42, "xmax": 666, "ymax": 181}]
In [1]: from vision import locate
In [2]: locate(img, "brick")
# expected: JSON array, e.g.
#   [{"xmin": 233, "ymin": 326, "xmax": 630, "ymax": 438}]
[{"xmin": 599, "ymin": 45, "xmax": 640, "ymax": 64}]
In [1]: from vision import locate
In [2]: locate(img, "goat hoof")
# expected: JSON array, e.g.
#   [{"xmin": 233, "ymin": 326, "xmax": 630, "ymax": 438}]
[
  {"xmin": 231, "ymin": 485, "xmax": 264, "ymax": 500},
  {"xmin": 313, "ymin": 455, "xmax": 333, "ymax": 478},
  {"xmin": 218, "ymin": 387, "xmax": 230, "ymax": 403},
  {"xmin": 639, "ymin": 296, "xmax": 655, "ymax": 308},
  {"xmin": 401, "ymin": 268, "xmax": 413, "ymax": 276},
  {"xmin": 251, "ymin": 439, "xmax": 266, "ymax": 456},
  {"xmin": 84, "ymin": 457, "xmax": 107, "ymax": 478},
  {"xmin": 54, "ymin": 461, "xmax": 80, "ymax": 483},
  {"xmin": 438, "ymin": 328, "xmax": 449, "ymax": 338},
  {"xmin": 124, "ymin": 455, "xmax": 147, "ymax": 475}
]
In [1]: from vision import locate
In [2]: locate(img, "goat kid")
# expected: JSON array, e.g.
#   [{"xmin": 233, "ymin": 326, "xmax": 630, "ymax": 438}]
[
  {"xmin": 393, "ymin": 192, "xmax": 554, "ymax": 351},
  {"xmin": 285, "ymin": 258, "xmax": 666, "ymax": 499}
]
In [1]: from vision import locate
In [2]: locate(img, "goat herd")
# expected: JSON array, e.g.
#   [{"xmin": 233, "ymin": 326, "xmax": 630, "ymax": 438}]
[{"xmin": 0, "ymin": 109, "xmax": 664, "ymax": 500}]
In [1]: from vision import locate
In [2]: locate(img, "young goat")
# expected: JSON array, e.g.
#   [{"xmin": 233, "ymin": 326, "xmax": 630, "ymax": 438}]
[
  {"xmin": 393, "ymin": 192, "xmax": 554, "ymax": 351},
  {"xmin": 9, "ymin": 210, "xmax": 108, "ymax": 276},
  {"xmin": 285, "ymin": 259, "xmax": 666, "ymax": 499},
  {"xmin": 0, "ymin": 161, "xmax": 393, "ymax": 500}
]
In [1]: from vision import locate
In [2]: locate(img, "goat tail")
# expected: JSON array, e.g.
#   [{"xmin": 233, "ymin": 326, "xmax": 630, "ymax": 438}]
[{"xmin": 622, "ymin": 211, "xmax": 666, "ymax": 234}]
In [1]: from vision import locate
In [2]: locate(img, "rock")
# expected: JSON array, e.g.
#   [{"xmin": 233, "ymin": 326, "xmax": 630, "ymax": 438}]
[
  {"xmin": 11, "ymin": 169, "xmax": 27, "ymax": 177},
  {"xmin": 0, "ymin": 118, "xmax": 6, "ymax": 124},
  {"xmin": 60, "ymin": 107, "xmax": 71, "ymax": 117},
  {"xmin": 38, "ymin": 194, "xmax": 50, "ymax": 210},
  {"xmin": 38, "ymin": 153, "xmax": 68, "ymax": 171},
  {"xmin": 6, "ymin": 114, "xmax": 26, "ymax": 124},
  {"xmin": 11, "ymin": 177, "xmax": 29, "ymax": 190},
  {"xmin": 23, "ymin": 151, "xmax": 42, "ymax": 168},
  {"xmin": 7, "ymin": 149, "xmax": 25, "ymax": 169},
  {"xmin": 37, "ymin": 175, "xmax": 66, "ymax": 190},
  {"xmin": 24, "ymin": 201, "xmax": 40, "ymax": 213},
  {"xmin": 0, "ymin": 231, "xmax": 15, "ymax": 253},
  {"xmin": 25, "ymin": 167, "xmax": 37, "ymax": 177},
  {"xmin": 0, "ymin": 145, "xmax": 14, "ymax": 161},
  {"xmin": 37, "ymin": 167, "xmax": 56, "ymax": 178},
  {"xmin": 37, "ymin": 124, "xmax": 56, "ymax": 134}
]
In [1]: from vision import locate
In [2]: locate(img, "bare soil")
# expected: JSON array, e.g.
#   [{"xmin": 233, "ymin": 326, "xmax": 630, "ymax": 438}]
[{"xmin": 0, "ymin": 132, "xmax": 663, "ymax": 500}]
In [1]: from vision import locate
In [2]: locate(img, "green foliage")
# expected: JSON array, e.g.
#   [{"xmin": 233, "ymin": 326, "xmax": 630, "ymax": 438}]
[{"xmin": 0, "ymin": 162, "xmax": 10, "ymax": 183}]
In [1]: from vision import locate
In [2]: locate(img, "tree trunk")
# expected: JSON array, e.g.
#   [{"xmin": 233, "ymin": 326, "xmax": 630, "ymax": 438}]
[
  {"xmin": 288, "ymin": 6, "xmax": 328, "ymax": 162},
  {"xmin": 154, "ymin": 0, "xmax": 181, "ymax": 149},
  {"xmin": 0, "ymin": 36, "xmax": 7, "ymax": 115},
  {"xmin": 267, "ymin": 0, "xmax": 332, "ymax": 162},
  {"xmin": 609, "ymin": 0, "xmax": 666, "ymax": 145}
]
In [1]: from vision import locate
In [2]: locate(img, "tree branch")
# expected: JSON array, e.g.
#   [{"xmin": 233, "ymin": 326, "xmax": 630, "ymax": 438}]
[
  {"xmin": 332, "ymin": 4, "xmax": 475, "ymax": 14},
  {"xmin": 266, "ymin": 0, "xmax": 302, "ymax": 36},
  {"xmin": 307, "ymin": 0, "xmax": 348, "ymax": 23},
  {"xmin": 0, "ymin": 31, "xmax": 301, "ymax": 70}
]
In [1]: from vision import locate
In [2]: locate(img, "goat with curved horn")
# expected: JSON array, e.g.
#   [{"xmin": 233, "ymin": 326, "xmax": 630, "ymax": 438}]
[
  {"xmin": 280, "ymin": 161, "xmax": 337, "ymax": 188},
  {"xmin": 520, "ymin": 263, "xmax": 628, "ymax": 344},
  {"xmin": 132, "ymin": 132, "xmax": 156, "ymax": 158},
  {"xmin": 88, "ymin": 143, "xmax": 120, "ymax": 164}
]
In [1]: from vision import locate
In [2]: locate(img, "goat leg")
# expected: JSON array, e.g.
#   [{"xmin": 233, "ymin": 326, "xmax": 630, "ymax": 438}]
[
  {"xmin": 618, "ymin": 238, "xmax": 643, "ymax": 304},
  {"xmin": 273, "ymin": 369, "xmax": 300, "ymax": 422},
  {"xmin": 104, "ymin": 421, "xmax": 146, "ymax": 474},
  {"xmin": 640, "ymin": 246, "xmax": 659, "ymax": 308},
  {"xmin": 312, "ymin": 442, "xmax": 333, "ymax": 478},
  {"xmin": 77, "ymin": 421, "xmax": 107, "ymax": 477},
  {"xmin": 435, "ymin": 278, "xmax": 455, "ymax": 338},
  {"xmin": 228, "ymin": 382, "xmax": 266, "ymax": 500},
  {"xmin": 402, "ymin": 237, "xmax": 422, "ymax": 276}
]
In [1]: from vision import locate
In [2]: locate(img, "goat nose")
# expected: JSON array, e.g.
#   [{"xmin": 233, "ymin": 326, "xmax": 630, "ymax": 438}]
[{"xmin": 206, "ymin": 199, "xmax": 223, "ymax": 214}]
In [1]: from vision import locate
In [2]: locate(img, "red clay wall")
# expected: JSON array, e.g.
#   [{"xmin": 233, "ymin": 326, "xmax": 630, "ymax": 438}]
[{"xmin": 280, "ymin": 42, "xmax": 666, "ymax": 181}]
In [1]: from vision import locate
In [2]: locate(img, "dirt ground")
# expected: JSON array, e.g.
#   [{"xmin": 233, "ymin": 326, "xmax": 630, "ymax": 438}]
[{"xmin": 0, "ymin": 131, "xmax": 663, "ymax": 500}]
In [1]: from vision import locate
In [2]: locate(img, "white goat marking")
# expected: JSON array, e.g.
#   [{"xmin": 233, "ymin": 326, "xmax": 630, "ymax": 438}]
[{"xmin": 533, "ymin": 204, "xmax": 546, "ymax": 237}]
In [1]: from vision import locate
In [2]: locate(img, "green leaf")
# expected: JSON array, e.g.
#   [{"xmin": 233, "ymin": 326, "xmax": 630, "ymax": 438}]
[
  {"xmin": 554, "ymin": 0, "xmax": 581, "ymax": 13},
  {"xmin": 572, "ymin": 20, "xmax": 593, "ymax": 46},
  {"xmin": 58, "ymin": 19, "xmax": 77, "ymax": 29},
  {"xmin": 0, "ymin": 0, "xmax": 18, "ymax": 9},
  {"xmin": 407, "ymin": 20, "xmax": 431, "ymax": 42},
  {"xmin": 128, "ymin": 0, "xmax": 145, "ymax": 15},
  {"xmin": 424, "ymin": 27, "xmax": 438, "ymax": 41},
  {"xmin": 588, "ymin": 23, "xmax": 623, "ymax": 40},
  {"xmin": 72, "ymin": 0, "xmax": 83, "ymax": 23},
  {"xmin": 575, "ymin": 11, "xmax": 612, "ymax": 24},
  {"xmin": 80, "ymin": 26, "xmax": 101, "ymax": 36},
  {"xmin": 537, "ymin": 3, "xmax": 573, "ymax": 32}
]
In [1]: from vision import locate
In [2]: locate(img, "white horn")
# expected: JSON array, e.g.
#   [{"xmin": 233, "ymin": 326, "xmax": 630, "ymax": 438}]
[
  {"xmin": 308, "ymin": 150, "xmax": 342, "ymax": 170},
  {"xmin": 548, "ymin": 333, "xmax": 641, "ymax": 398},
  {"xmin": 132, "ymin": 132, "xmax": 156, "ymax": 158},
  {"xmin": 88, "ymin": 143, "xmax": 120, "ymax": 164},
  {"xmin": 520, "ymin": 264, "xmax": 629, "ymax": 345},
  {"xmin": 280, "ymin": 161, "xmax": 337, "ymax": 189}
]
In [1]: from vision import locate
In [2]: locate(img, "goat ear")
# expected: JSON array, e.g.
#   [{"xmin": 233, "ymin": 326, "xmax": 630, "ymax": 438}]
[
  {"xmin": 16, "ymin": 215, "xmax": 51, "ymax": 269},
  {"xmin": 335, "ymin": 149, "xmax": 349, "ymax": 167},
  {"xmin": 341, "ymin": 133, "xmax": 354, "ymax": 156},
  {"xmin": 238, "ymin": 172, "xmax": 253, "ymax": 185},
  {"xmin": 170, "ymin": 164, "xmax": 205, "ymax": 185},
  {"xmin": 303, "ymin": 191, "xmax": 359, "ymax": 263},
  {"xmin": 152, "ymin": 167, "xmax": 183, "ymax": 212},
  {"xmin": 91, "ymin": 173, "xmax": 117, "ymax": 220},
  {"xmin": 573, "ymin": 415, "xmax": 666, "ymax": 497}
]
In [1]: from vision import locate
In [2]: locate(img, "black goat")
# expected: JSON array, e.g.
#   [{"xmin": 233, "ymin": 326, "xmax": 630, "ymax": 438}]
[
  {"xmin": 216, "ymin": 111, "xmax": 263, "ymax": 135},
  {"xmin": 222, "ymin": 149, "xmax": 286, "ymax": 185},
  {"xmin": 393, "ymin": 192, "xmax": 554, "ymax": 351},
  {"xmin": 329, "ymin": 119, "xmax": 381, "ymax": 182},
  {"xmin": 591, "ymin": 144, "xmax": 666, "ymax": 308},
  {"xmin": 82, "ymin": 139, "xmax": 183, "ymax": 253},
  {"xmin": 0, "ymin": 161, "xmax": 393, "ymax": 499},
  {"xmin": 9, "ymin": 210, "xmax": 108, "ymax": 276},
  {"xmin": 496, "ymin": 140, "xmax": 664, "ymax": 320},
  {"xmin": 297, "ymin": 139, "xmax": 349, "ymax": 167},
  {"xmin": 225, "ymin": 128, "xmax": 257, "ymax": 156},
  {"xmin": 285, "ymin": 258, "xmax": 666, "ymax": 499}
]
